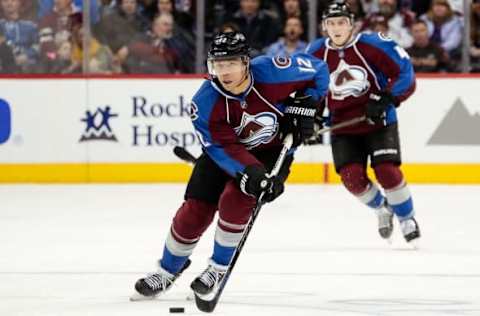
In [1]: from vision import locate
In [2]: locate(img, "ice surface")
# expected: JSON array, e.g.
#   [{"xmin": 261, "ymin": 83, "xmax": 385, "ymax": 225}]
[{"xmin": 1, "ymin": 184, "xmax": 479, "ymax": 316}]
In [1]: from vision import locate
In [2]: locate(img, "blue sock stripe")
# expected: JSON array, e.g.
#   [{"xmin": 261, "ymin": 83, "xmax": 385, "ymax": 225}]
[
  {"xmin": 366, "ymin": 189, "xmax": 385, "ymax": 209},
  {"xmin": 159, "ymin": 245, "xmax": 189, "ymax": 275},
  {"xmin": 390, "ymin": 197, "xmax": 414, "ymax": 219},
  {"xmin": 212, "ymin": 241, "xmax": 236, "ymax": 266}
]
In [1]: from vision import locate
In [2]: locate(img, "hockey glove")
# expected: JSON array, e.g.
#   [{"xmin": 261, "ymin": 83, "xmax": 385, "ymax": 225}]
[
  {"xmin": 237, "ymin": 165, "xmax": 284, "ymax": 202},
  {"xmin": 366, "ymin": 91, "xmax": 395, "ymax": 125},
  {"xmin": 281, "ymin": 92, "xmax": 317, "ymax": 147},
  {"xmin": 303, "ymin": 113, "xmax": 327, "ymax": 145}
]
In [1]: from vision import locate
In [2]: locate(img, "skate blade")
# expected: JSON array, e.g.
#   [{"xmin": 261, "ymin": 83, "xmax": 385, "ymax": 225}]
[
  {"xmin": 407, "ymin": 237, "xmax": 420, "ymax": 250},
  {"xmin": 129, "ymin": 290, "xmax": 157, "ymax": 302},
  {"xmin": 385, "ymin": 236, "xmax": 393, "ymax": 245}
]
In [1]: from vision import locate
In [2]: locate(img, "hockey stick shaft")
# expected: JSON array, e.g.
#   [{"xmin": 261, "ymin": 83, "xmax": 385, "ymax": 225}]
[
  {"xmin": 316, "ymin": 115, "xmax": 366, "ymax": 135},
  {"xmin": 173, "ymin": 146, "xmax": 197, "ymax": 164},
  {"xmin": 194, "ymin": 134, "xmax": 294, "ymax": 313}
]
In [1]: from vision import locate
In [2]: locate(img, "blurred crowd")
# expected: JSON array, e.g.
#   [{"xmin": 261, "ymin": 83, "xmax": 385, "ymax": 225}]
[{"xmin": 0, "ymin": 0, "xmax": 479, "ymax": 74}]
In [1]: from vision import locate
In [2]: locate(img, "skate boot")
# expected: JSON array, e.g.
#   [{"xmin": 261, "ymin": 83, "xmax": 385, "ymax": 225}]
[
  {"xmin": 190, "ymin": 259, "xmax": 228, "ymax": 296},
  {"xmin": 130, "ymin": 259, "xmax": 191, "ymax": 301},
  {"xmin": 376, "ymin": 203, "xmax": 394, "ymax": 240},
  {"xmin": 401, "ymin": 217, "xmax": 421, "ymax": 243}
]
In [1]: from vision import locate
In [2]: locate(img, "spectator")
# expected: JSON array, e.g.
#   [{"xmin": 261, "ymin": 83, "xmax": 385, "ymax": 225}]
[
  {"xmin": 229, "ymin": 0, "xmax": 281, "ymax": 57},
  {"xmin": 356, "ymin": 0, "xmax": 378, "ymax": 15},
  {"xmin": 0, "ymin": 0, "xmax": 37, "ymax": 21},
  {"xmin": 470, "ymin": 0, "xmax": 480, "ymax": 72},
  {"xmin": 409, "ymin": 0, "xmax": 431, "ymax": 17},
  {"xmin": 97, "ymin": 0, "xmax": 150, "ymax": 54},
  {"xmin": 38, "ymin": 0, "xmax": 81, "ymax": 35},
  {"xmin": 147, "ymin": 0, "xmax": 193, "ymax": 33},
  {"xmin": 362, "ymin": 0, "xmax": 414, "ymax": 48},
  {"xmin": 370, "ymin": 15, "xmax": 389, "ymax": 34},
  {"xmin": 0, "ymin": 0, "xmax": 39, "ymax": 72},
  {"xmin": 38, "ymin": 0, "xmax": 100, "ymax": 24},
  {"xmin": 346, "ymin": 0, "xmax": 366, "ymax": 34},
  {"xmin": 420, "ymin": 0, "xmax": 463, "ymax": 57},
  {"xmin": 407, "ymin": 19, "xmax": 449, "ymax": 72},
  {"xmin": 71, "ymin": 23, "xmax": 120, "ymax": 73},
  {"xmin": 117, "ymin": 13, "xmax": 186, "ymax": 73},
  {"xmin": 278, "ymin": 0, "xmax": 308, "ymax": 40},
  {"xmin": 47, "ymin": 40, "xmax": 77, "ymax": 73},
  {"xmin": 0, "ymin": 29, "xmax": 18, "ymax": 72},
  {"xmin": 266, "ymin": 16, "xmax": 306, "ymax": 57}
]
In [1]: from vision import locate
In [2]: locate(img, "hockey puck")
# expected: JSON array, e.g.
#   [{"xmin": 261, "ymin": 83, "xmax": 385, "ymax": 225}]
[{"xmin": 169, "ymin": 307, "xmax": 185, "ymax": 313}]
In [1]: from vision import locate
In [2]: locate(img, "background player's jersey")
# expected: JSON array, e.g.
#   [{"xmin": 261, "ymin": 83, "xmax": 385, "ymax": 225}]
[
  {"xmin": 306, "ymin": 32, "xmax": 416, "ymax": 134},
  {"xmin": 190, "ymin": 53, "xmax": 329, "ymax": 177}
]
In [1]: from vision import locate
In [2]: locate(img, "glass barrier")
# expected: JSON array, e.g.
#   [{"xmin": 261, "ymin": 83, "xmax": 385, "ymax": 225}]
[{"xmin": 0, "ymin": 0, "xmax": 477, "ymax": 74}]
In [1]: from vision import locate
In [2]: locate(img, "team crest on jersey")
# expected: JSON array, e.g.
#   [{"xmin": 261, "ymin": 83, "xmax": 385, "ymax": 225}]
[
  {"xmin": 234, "ymin": 112, "xmax": 279, "ymax": 149},
  {"xmin": 329, "ymin": 59, "xmax": 370, "ymax": 100},
  {"xmin": 272, "ymin": 56, "xmax": 292, "ymax": 69}
]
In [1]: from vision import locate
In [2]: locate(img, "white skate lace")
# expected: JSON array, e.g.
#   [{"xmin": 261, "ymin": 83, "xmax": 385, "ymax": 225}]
[
  {"xmin": 199, "ymin": 266, "xmax": 225, "ymax": 288},
  {"xmin": 144, "ymin": 273, "xmax": 174, "ymax": 291}
]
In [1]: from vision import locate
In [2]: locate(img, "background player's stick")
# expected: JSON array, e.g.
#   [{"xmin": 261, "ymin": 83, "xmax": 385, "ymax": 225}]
[
  {"xmin": 304, "ymin": 115, "xmax": 366, "ymax": 145},
  {"xmin": 173, "ymin": 146, "xmax": 197, "ymax": 164},
  {"xmin": 173, "ymin": 116, "xmax": 366, "ymax": 165},
  {"xmin": 194, "ymin": 134, "xmax": 294, "ymax": 313}
]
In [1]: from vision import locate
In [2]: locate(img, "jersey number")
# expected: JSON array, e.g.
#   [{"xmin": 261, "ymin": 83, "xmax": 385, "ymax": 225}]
[{"xmin": 394, "ymin": 46, "xmax": 410, "ymax": 59}]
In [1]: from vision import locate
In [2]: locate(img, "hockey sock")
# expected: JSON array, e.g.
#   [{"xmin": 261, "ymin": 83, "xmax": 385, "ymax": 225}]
[
  {"xmin": 211, "ymin": 220, "xmax": 245, "ymax": 265},
  {"xmin": 385, "ymin": 181, "xmax": 414, "ymax": 221}
]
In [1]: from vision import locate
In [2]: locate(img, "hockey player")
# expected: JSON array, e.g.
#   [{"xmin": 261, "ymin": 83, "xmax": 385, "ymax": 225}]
[
  {"xmin": 131, "ymin": 31, "xmax": 330, "ymax": 301},
  {"xmin": 306, "ymin": 1, "xmax": 420, "ymax": 243}
]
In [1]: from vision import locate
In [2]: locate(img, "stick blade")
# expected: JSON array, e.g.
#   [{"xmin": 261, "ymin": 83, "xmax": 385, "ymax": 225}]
[{"xmin": 194, "ymin": 293, "xmax": 219, "ymax": 313}]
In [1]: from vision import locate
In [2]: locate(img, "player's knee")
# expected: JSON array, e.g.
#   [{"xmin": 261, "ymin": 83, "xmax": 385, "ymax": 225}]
[
  {"xmin": 374, "ymin": 162, "xmax": 403, "ymax": 190},
  {"xmin": 339, "ymin": 163, "xmax": 370, "ymax": 195},
  {"xmin": 172, "ymin": 199, "xmax": 216, "ymax": 240},
  {"xmin": 218, "ymin": 181, "xmax": 256, "ymax": 225}
]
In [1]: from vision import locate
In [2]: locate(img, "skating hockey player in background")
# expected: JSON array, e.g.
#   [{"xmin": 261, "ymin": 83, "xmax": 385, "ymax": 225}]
[
  {"xmin": 131, "ymin": 31, "xmax": 329, "ymax": 301},
  {"xmin": 306, "ymin": 1, "xmax": 420, "ymax": 244}
]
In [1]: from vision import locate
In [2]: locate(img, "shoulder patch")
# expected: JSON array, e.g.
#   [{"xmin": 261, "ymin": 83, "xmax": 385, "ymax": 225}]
[
  {"xmin": 377, "ymin": 32, "xmax": 393, "ymax": 42},
  {"xmin": 272, "ymin": 56, "xmax": 292, "ymax": 69}
]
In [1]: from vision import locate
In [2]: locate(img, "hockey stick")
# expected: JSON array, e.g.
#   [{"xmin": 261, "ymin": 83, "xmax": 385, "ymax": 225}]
[
  {"xmin": 194, "ymin": 134, "xmax": 294, "ymax": 313},
  {"xmin": 173, "ymin": 116, "xmax": 366, "ymax": 166},
  {"xmin": 173, "ymin": 146, "xmax": 197, "ymax": 164},
  {"xmin": 304, "ymin": 115, "xmax": 366, "ymax": 145}
]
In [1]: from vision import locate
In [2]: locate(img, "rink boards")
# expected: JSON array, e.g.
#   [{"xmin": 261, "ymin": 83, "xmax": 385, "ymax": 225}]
[{"xmin": 0, "ymin": 75, "xmax": 479, "ymax": 184}]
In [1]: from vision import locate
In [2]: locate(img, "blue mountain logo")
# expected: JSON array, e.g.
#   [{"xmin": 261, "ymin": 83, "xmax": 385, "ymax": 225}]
[{"xmin": 79, "ymin": 106, "xmax": 118, "ymax": 142}]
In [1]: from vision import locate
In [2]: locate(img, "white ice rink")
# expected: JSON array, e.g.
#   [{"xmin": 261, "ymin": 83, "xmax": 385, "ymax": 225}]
[{"xmin": 1, "ymin": 184, "xmax": 480, "ymax": 316}]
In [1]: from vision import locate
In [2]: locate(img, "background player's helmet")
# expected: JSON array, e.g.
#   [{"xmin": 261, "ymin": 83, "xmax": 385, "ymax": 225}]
[
  {"xmin": 207, "ymin": 31, "xmax": 250, "ymax": 77},
  {"xmin": 322, "ymin": 1, "xmax": 354, "ymax": 23}
]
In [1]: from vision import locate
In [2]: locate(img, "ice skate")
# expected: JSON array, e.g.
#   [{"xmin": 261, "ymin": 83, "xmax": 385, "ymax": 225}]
[
  {"xmin": 130, "ymin": 259, "xmax": 191, "ymax": 301},
  {"xmin": 190, "ymin": 259, "xmax": 227, "ymax": 298},
  {"xmin": 400, "ymin": 217, "xmax": 421, "ymax": 246},
  {"xmin": 376, "ymin": 203, "xmax": 394, "ymax": 241}
]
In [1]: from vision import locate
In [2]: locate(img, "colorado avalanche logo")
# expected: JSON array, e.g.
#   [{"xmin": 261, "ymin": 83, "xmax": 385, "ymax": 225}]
[
  {"xmin": 272, "ymin": 56, "xmax": 292, "ymax": 69},
  {"xmin": 329, "ymin": 59, "xmax": 370, "ymax": 100},
  {"xmin": 234, "ymin": 112, "xmax": 279, "ymax": 149}
]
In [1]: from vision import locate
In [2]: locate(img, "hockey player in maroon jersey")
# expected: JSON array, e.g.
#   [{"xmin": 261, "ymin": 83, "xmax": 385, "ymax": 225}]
[
  {"xmin": 306, "ymin": 1, "xmax": 420, "ymax": 244},
  {"xmin": 130, "ymin": 31, "xmax": 330, "ymax": 301}
]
